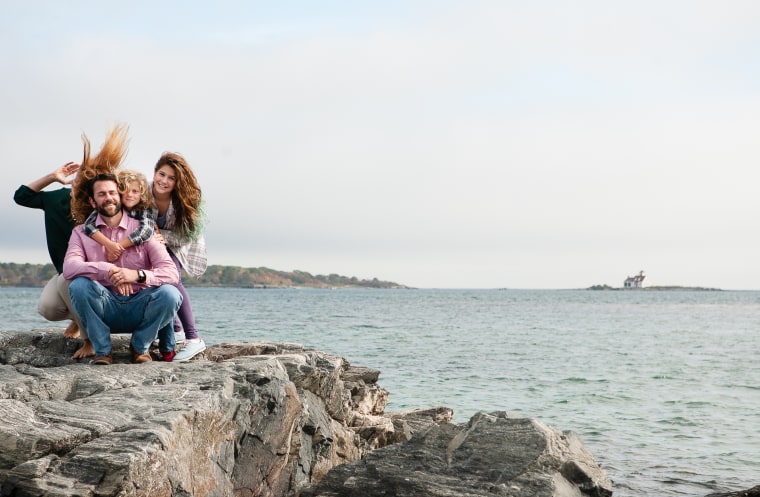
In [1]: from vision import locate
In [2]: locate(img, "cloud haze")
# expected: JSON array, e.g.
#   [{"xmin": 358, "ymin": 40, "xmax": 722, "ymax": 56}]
[{"xmin": 3, "ymin": 1, "xmax": 760, "ymax": 288}]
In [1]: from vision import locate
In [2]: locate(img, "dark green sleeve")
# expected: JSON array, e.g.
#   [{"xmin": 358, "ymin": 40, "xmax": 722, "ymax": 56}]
[
  {"xmin": 13, "ymin": 185, "xmax": 44, "ymax": 209},
  {"xmin": 14, "ymin": 186, "xmax": 75, "ymax": 274}
]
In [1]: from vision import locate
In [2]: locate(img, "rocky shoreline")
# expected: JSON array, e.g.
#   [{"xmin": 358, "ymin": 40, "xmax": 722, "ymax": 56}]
[{"xmin": 0, "ymin": 330, "xmax": 755, "ymax": 497}]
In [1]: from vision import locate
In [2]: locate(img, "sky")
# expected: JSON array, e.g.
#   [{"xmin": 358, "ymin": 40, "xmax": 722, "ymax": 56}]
[{"xmin": 3, "ymin": 1, "xmax": 760, "ymax": 289}]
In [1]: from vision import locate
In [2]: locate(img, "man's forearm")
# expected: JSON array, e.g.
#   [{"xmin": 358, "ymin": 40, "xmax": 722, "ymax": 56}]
[{"xmin": 63, "ymin": 231, "xmax": 113, "ymax": 281}]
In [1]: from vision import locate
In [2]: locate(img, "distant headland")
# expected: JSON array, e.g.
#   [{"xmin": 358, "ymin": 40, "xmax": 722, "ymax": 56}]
[{"xmin": 0, "ymin": 262, "xmax": 409, "ymax": 289}]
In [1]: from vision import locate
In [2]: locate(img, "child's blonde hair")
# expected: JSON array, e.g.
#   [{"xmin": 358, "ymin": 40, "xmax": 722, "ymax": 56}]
[{"xmin": 116, "ymin": 169, "xmax": 152, "ymax": 211}]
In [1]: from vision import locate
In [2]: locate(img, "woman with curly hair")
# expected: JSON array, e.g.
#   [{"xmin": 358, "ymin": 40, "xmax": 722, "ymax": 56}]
[{"xmin": 152, "ymin": 152, "xmax": 208, "ymax": 361}]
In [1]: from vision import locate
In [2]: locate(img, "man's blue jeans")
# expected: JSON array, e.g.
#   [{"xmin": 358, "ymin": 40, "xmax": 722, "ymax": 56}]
[{"xmin": 69, "ymin": 277, "xmax": 183, "ymax": 357}]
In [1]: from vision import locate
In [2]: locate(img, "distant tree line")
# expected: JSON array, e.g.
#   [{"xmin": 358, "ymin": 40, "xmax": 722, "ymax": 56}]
[
  {"xmin": 0, "ymin": 262, "xmax": 407, "ymax": 289},
  {"xmin": 0, "ymin": 263, "xmax": 58, "ymax": 287}
]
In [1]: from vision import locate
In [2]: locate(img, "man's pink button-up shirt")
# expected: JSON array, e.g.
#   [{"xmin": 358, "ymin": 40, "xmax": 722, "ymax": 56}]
[{"xmin": 63, "ymin": 210, "xmax": 179, "ymax": 291}]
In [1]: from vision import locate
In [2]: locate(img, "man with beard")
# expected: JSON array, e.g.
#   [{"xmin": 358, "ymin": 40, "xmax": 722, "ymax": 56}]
[{"xmin": 64, "ymin": 174, "xmax": 182, "ymax": 365}]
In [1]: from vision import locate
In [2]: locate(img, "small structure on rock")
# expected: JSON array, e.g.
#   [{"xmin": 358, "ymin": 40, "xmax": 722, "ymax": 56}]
[{"xmin": 623, "ymin": 270, "xmax": 646, "ymax": 288}]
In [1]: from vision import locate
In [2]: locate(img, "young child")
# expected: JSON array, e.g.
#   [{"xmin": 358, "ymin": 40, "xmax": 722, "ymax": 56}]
[
  {"xmin": 84, "ymin": 169, "xmax": 156, "ymax": 261},
  {"xmin": 83, "ymin": 169, "xmax": 176, "ymax": 362}
]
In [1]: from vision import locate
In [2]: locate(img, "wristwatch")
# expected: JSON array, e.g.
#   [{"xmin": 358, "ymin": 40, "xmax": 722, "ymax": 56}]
[{"xmin": 137, "ymin": 270, "xmax": 146, "ymax": 283}]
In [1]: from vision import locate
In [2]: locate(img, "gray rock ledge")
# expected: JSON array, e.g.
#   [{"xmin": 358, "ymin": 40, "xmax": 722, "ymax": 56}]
[
  {"xmin": 0, "ymin": 330, "xmax": 611, "ymax": 497},
  {"xmin": 705, "ymin": 486, "xmax": 760, "ymax": 497}
]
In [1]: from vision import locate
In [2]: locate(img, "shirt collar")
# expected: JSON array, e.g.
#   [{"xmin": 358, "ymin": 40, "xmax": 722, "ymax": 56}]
[{"xmin": 94, "ymin": 209, "xmax": 128, "ymax": 230}]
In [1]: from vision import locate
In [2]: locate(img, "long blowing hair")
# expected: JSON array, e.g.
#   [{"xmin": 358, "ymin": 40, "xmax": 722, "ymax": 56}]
[
  {"xmin": 154, "ymin": 152, "xmax": 203, "ymax": 240},
  {"xmin": 70, "ymin": 124, "xmax": 129, "ymax": 223}
]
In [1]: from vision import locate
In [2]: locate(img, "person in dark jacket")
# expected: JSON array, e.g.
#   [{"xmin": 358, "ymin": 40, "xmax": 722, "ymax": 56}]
[{"xmin": 14, "ymin": 161, "xmax": 85, "ymax": 344}]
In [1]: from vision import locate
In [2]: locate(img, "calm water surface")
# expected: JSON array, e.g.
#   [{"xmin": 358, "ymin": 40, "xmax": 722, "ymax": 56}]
[{"xmin": 2, "ymin": 287, "xmax": 758, "ymax": 497}]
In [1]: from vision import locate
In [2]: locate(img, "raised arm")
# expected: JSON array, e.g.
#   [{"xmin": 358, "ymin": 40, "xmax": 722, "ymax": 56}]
[{"xmin": 25, "ymin": 162, "xmax": 80, "ymax": 192}]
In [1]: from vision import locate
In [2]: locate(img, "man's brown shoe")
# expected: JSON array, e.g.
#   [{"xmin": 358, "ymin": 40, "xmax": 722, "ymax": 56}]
[
  {"xmin": 92, "ymin": 354, "xmax": 112, "ymax": 365},
  {"xmin": 131, "ymin": 347, "xmax": 153, "ymax": 364}
]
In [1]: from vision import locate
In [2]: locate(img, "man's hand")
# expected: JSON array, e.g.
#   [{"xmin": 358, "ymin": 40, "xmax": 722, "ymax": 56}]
[
  {"xmin": 108, "ymin": 266, "xmax": 138, "ymax": 285},
  {"xmin": 115, "ymin": 282, "xmax": 134, "ymax": 296},
  {"xmin": 108, "ymin": 266, "xmax": 140, "ymax": 296}
]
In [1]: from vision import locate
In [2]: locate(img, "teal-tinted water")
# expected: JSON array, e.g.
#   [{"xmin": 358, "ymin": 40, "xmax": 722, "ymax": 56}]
[{"xmin": 2, "ymin": 287, "xmax": 758, "ymax": 497}]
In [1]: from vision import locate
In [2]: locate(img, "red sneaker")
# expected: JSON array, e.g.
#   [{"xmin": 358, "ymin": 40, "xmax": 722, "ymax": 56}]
[{"xmin": 161, "ymin": 350, "xmax": 177, "ymax": 362}]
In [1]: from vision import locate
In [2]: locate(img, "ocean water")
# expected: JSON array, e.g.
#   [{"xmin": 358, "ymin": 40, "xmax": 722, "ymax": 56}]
[{"xmin": 2, "ymin": 287, "xmax": 758, "ymax": 497}]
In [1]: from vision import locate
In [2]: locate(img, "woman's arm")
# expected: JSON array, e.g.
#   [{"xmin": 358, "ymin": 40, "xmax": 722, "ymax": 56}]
[
  {"xmin": 15, "ymin": 162, "xmax": 81, "ymax": 209},
  {"xmin": 26, "ymin": 162, "xmax": 80, "ymax": 192}
]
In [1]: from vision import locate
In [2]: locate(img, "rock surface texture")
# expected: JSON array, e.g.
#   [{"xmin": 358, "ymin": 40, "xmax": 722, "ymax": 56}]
[
  {"xmin": 705, "ymin": 487, "xmax": 760, "ymax": 497},
  {"xmin": 297, "ymin": 411, "xmax": 612, "ymax": 497},
  {"xmin": 0, "ymin": 330, "xmax": 611, "ymax": 497}
]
